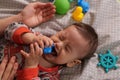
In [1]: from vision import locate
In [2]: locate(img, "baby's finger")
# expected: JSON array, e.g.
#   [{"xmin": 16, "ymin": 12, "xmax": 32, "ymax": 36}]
[
  {"xmin": 48, "ymin": 38, "xmax": 54, "ymax": 46},
  {"xmin": 30, "ymin": 44, "xmax": 35, "ymax": 55},
  {"xmin": 42, "ymin": 37, "xmax": 50, "ymax": 47},
  {"xmin": 35, "ymin": 32, "xmax": 40, "ymax": 36},
  {"xmin": 34, "ymin": 42, "xmax": 40, "ymax": 55},
  {"xmin": 20, "ymin": 50, "xmax": 29, "ymax": 58},
  {"xmin": 34, "ymin": 42, "xmax": 43, "ymax": 56},
  {"xmin": 43, "ymin": 37, "xmax": 54, "ymax": 47},
  {"xmin": 37, "ymin": 39, "xmax": 44, "ymax": 48},
  {"xmin": 39, "ymin": 48, "xmax": 43, "ymax": 56}
]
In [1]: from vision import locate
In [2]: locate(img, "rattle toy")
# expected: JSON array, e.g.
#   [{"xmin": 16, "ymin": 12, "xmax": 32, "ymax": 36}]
[
  {"xmin": 43, "ymin": 45, "xmax": 55, "ymax": 54},
  {"xmin": 54, "ymin": 0, "xmax": 70, "ymax": 15},
  {"xmin": 78, "ymin": 0, "xmax": 89, "ymax": 13},
  {"xmin": 72, "ymin": 6, "xmax": 84, "ymax": 21},
  {"xmin": 97, "ymin": 50, "xmax": 119, "ymax": 73}
]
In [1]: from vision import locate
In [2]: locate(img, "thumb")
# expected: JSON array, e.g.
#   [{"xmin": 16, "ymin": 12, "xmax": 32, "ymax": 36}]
[{"xmin": 32, "ymin": 2, "xmax": 46, "ymax": 8}]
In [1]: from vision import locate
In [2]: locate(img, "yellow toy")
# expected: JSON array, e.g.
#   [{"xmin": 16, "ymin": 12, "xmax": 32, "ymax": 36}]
[{"xmin": 72, "ymin": 6, "xmax": 84, "ymax": 21}]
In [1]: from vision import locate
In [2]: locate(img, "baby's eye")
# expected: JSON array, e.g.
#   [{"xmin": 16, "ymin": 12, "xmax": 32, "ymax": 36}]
[
  {"xmin": 59, "ymin": 35, "xmax": 65, "ymax": 41},
  {"xmin": 65, "ymin": 46, "xmax": 69, "ymax": 52},
  {"xmin": 65, "ymin": 44, "xmax": 72, "ymax": 53}
]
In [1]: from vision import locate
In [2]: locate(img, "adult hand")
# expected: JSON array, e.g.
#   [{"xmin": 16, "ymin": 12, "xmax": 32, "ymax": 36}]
[
  {"xmin": 20, "ymin": 2, "xmax": 56, "ymax": 27},
  {"xmin": 0, "ymin": 56, "xmax": 18, "ymax": 80}
]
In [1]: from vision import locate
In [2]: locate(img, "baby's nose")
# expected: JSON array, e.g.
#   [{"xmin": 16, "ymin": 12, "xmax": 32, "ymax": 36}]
[{"xmin": 54, "ymin": 42, "xmax": 64, "ymax": 51}]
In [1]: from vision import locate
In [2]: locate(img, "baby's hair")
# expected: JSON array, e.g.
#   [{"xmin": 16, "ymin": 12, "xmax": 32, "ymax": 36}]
[{"xmin": 73, "ymin": 22, "xmax": 98, "ymax": 59}]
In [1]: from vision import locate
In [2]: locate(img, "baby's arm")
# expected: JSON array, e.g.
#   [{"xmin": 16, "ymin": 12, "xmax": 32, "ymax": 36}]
[
  {"xmin": 21, "ymin": 31, "xmax": 54, "ymax": 48},
  {"xmin": 4, "ymin": 22, "xmax": 33, "ymax": 44},
  {"xmin": 4, "ymin": 22, "xmax": 53, "ymax": 47},
  {"xmin": 21, "ymin": 32, "xmax": 37, "ymax": 44},
  {"xmin": 17, "ymin": 42, "xmax": 42, "ymax": 80}
]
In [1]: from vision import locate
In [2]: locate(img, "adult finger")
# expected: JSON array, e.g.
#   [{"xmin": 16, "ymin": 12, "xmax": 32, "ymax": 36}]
[
  {"xmin": 42, "ymin": 4, "xmax": 55, "ymax": 15},
  {"xmin": 41, "ymin": 4, "xmax": 55, "ymax": 13},
  {"xmin": 2, "ymin": 56, "xmax": 16, "ymax": 80},
  {"xmin": 42, "ymin": 8, "xmax": 56, "ymax": 17},
  {"xmin": 0, "ymin": 55, "xmax": 8, "ymax": 79},
  {"xmin": 41, "ymin": 3, "xmax": 54, "ymax": 9},
  {"xmin": 31, "ymin": 2, "xmax": 47, "ymax": 9},
  {"xmin": 9, "ymin": 62, "xmax": 18, "ymax": 80},
  {"xmin": 45, "ymin": 3, "xmax": 55, "ymax": 9}
]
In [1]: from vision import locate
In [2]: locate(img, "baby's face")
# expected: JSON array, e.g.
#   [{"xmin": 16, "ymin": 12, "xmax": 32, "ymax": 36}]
[{"xmin": 43, "ymin": 25, "xmax": 89, "ymax": 65}]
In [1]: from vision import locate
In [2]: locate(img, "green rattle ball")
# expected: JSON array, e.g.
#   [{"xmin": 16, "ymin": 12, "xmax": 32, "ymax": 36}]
[{"xmin": 54, "ymin": 0, "xmax": 70, "ymax": 15}]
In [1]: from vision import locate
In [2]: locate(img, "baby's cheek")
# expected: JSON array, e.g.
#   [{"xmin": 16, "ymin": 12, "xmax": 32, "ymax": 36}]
[{"xmin": 54, "ymin": 57, "xmax": 67, "ymax": 64}]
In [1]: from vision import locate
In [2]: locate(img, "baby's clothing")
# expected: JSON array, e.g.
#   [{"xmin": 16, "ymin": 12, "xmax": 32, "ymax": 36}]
[
  {"xmin": 0, "ymin": 22, "xmax": 60, "ymax": 80},
  {"xmin": 17, "ymin": 65, "xmax": 59, "ymax": 80},
  {"xmin": 0, "ymin": 22, "xmax": 31, "ymax": 66}
]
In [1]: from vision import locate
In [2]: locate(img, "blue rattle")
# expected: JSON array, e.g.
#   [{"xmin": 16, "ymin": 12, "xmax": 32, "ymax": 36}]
[
  {"xmin": 97, "ymin": 50, "xmax": 119, "ymax": 73},
  {"xmin": 43, "ymin": 45, "xmax": 55, "ymax": 54}
]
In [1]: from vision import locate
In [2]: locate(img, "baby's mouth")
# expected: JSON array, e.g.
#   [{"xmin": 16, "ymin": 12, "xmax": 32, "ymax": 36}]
[
  {"xmin": 43, "ymin": 45, "xmax": 58, "ymax": 57},
  {"xmin": 50, "ymin": 47, "xmax": 58, "ymax": 57}
]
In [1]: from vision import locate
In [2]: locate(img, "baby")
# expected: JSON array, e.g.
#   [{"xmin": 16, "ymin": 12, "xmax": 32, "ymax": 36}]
[{"xmin": 3, "ymin": 22, "xmax": 98, "ymax": 80}]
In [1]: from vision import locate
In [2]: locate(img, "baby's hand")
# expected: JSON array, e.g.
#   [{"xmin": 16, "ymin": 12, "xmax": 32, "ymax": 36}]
[
  {"xmin": 20, "ymin": 42, "xmax": 42, "ymax": 69},
  {"xmin": 35, "ymin": 34, "xmax": 53, "ymax": 49}
]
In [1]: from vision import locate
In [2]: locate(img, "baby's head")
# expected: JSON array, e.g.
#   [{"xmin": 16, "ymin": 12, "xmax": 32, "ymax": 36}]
[{"xmin": 43, "ymin": 22, "xmax": 98, "ymax": 67}]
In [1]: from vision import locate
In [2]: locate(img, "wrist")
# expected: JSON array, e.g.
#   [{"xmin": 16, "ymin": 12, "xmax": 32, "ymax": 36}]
[
  {"xmin": 0, "ymin": 13, "xmax": 23, "ymax": 35},
  {"xmin": 21, "ymin": 33, "xmax": 36, "ymax": 44},
  {"xmin": 13, "ymin": 13, "xmax": 23, "ymax": 22},
  {"xmin": 24, "ymin": 65, "xmax": 38, "ymax": 69}
]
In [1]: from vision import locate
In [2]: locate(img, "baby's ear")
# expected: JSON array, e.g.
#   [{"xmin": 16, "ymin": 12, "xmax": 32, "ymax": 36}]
[{"xmin": 66, "ymin": 59, "xmax": 81, "ymax": 67}]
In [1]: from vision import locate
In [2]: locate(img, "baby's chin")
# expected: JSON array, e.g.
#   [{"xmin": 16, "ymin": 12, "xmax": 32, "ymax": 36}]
[
  {"xmin": 42, "ymin": 54, "xmax": 59, "ymax": 66},
  {"xmin": 42, "ymin": 48, "xmax": 60, "ymax": 64}
]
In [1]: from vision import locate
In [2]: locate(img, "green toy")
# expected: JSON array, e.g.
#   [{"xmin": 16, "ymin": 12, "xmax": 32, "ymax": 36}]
[
  {"xmin": 97, "ymin": 50, "xmax": 119, "ymax": 73},
  {"xmin": 54, "ymin": 0, "xmax": 70, "ymax": 15}
]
